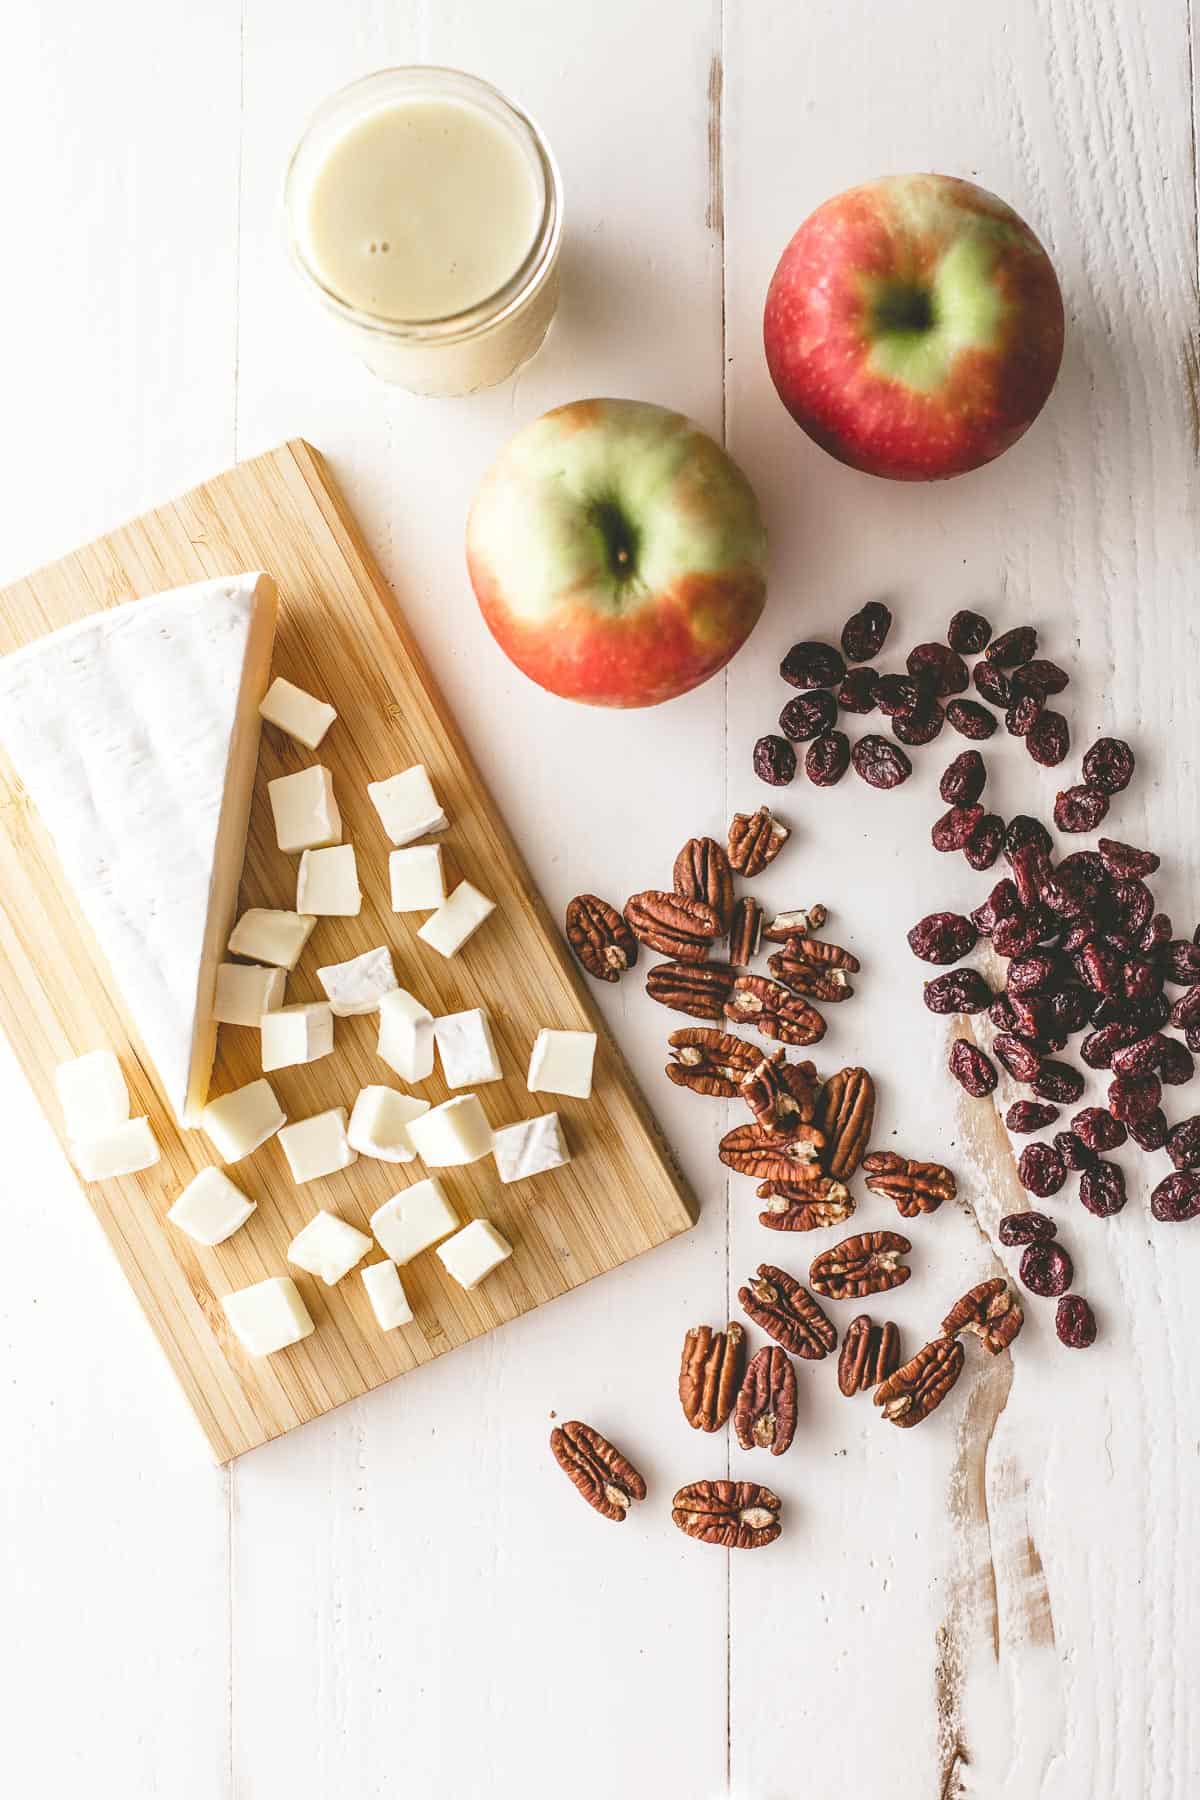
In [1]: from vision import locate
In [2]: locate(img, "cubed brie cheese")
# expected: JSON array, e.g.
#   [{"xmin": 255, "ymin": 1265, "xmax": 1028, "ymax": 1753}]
[
  {"xmin": 167, "ymin": 1166, "xmax": 256, "ymax": 1246},
  {"xmin": 222, "ymin": 1276, "xmax": 314, "ymax": 1355},
  {"xmin": 388, "ymin": 843, "xmax": 446, "ymax": 912},
  {"xmin": 228, "ymin": 908, "xmax": 316, "ymax": 971},
  {"xmin": 434, "ymin": 1008, "xmax": 503, "ymax": 1087},
  {"xmin": 492, "ymin": 1112, "xmax": 570, "ymax": 1183},
  {"xmin": 361, "ymin": 1259, "xmax": 414, "ymax": 1330},
  {"xmin": 288, "ymin": 1208, "xmax": 372, "ymax": 1285},
  {"xmin": 71, "ymin": 1116, "xmax": 160, "ymax": 1180},
  {"xmin": 405, "ymin": 1094, "xmax": 493, "ymax": 1166},
  {"xmin": 55, "ymin": 1049, "xmax": 129, "ymax": 1141},
  {"xmin": 417, "ymin": 882, "xmax": 496, "ymax": 959},
  {"xmin": 268, "ymin": 764, "xmax": 341, "ymax": 854},
  {"xmin": 367, "ymin": 764, "xmax": 447, "ymax": 846},
  {"xmin": 377, "ymin": 988, "xmax": 435, "ymax": 1083},
  {"xmin": 259, "ymin": 676, "xmax": 336, "ymax": 751},
  {"xmin": 296, "ymin": 844, "xmax": 361, "ymax": 916},
  {"xmin": 347, "ymin": 1086, "xmax": 430, "ymax": 1162},
  {"xmin": 201, "ymin": 1078, "xmax": 287, "ymax": 1163},
  {"xmin": 260, "ymin": 1002, "xmax": 334, "ymax": 1073},
  {"xmin": 370, "ymin": 1177, "xmax": 460, "ymax": 1264},
  {"xmin": 436, "ymin": 1219, "xmax": 513, "ymax": 1290},
  {"xmin": 527, "ymin": 1028, "xmax": 597, "ymax": 1100},
  {"xmin": 213, "ymin": 962, "xmax": 286, "ymax": 1027},
  {"xmin": 278, "ymin": 1106, "xmax": 357, "ymax": 1183},
  {"xmin": 317, "ymin": 945, "xmax": 398, "ymax": 1016}
]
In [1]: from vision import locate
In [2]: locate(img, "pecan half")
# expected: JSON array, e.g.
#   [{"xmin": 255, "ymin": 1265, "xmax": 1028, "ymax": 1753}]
[
  {"xmin": 837, "ymin": 1316, "xmax": 901, "ymax": 1396},
  {"xmin": 679, "ymin": 1322, "xmax": 745, "ymax": 1431},
  {"xmin": 564, "ymin": 894, "xmax": 638, "ymax": 984},
  {"xmin": 725, "ymin": 974, "xmax": 826, "ymax": 1046},
  {"xmin": 550, "ymin": 1421, "xmax": 647, "ymax": 1522},
  {"xmin": 815, "ymin": 1068, "xmax": 876, "ymax": 1179},
  {"xmin": 941, "ymin": 1279, "xmax": 1024, "ymax": 1355},
  {"xmin": 738, "ymin": 1264, "xmax": 837, "ymax": 1360},
  {"xmin": 673, "ymin": 1480, "xmax": 782, "ymax": 1549},
  {"xmin": 728, "ymin": 807, "xmax": 790, "ymax": 876},
  {"xmin": 763, "ymin": 905, "xmax": 829, "ymax": 943},
  {"xmin": 767, "ymin": 944, "xmax": 854, "ymax": 1003},
  {"xmin": 624, "ymin": 890, "xmax": 721, "ymax": 962},
  {"xmin": 728, "ymin": 896, "xmax": 764, "ymax": 966},
  {"xmin": 673, "ymin": 837, "xmax": 735, "ymax": 933},
  {"xmin": 757, "ymin": 1178, "xmax": 856, "ymax": 1231},
  {"xmin": 720, "ymin": 1121, "xmax": 826, "ymax": 1181},
  {"xmin": 861, "ymin": 1150, "xmax": 956, "ymax": 1217},
  {"xmin": 734, "ymin": 1346, "xmax": 797, "ymax": 1455},
  {"xmin": 810, "ymin": 1230, "xmax": 911, "ymax": 1299},
  {"xmin": 646, "ymin": 960, "xmax": 737, "ymax": 1020},
  {"xmin": 739, "ymin": 1051, "xmax": 818, "ymax": 1133},
  {"xmin": 873, "ymin": 1336, "xmax": 964, "ymax": 1428},
  {"xmin": 782, "ymin": 936, "xmax": 860, "ymax": 972},
  {"xmin": 666, "ymin": 1028, "xmax": 759, "ymax": 1097}
]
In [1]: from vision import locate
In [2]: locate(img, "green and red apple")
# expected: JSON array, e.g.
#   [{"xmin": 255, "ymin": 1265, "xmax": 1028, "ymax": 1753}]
[
  {"xmin": 466, "ymin": 399, "xmax": 767, "ymax": 707},
  {"xmin": 763, "ymin": 174, "xmax": 1065, "ymax": 481}
]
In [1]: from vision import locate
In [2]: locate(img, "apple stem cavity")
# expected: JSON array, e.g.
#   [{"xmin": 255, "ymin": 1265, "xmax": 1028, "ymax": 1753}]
[
  {"xmin": 588, "ymin": 496, "xmax": 640, "ymax": 587},
  {"xmin": 871, "ymin": 282, "xmax": 935, "ymax": 338}
]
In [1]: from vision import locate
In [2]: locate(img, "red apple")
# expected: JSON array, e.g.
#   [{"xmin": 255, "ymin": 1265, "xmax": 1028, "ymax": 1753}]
[
  {"xmin": 466, "ymin": 399, "xmax": 767, "ymax": 707},
  {"xmin": 763, "ymin": 174, "xmax": 1064, "ymax": 481}
]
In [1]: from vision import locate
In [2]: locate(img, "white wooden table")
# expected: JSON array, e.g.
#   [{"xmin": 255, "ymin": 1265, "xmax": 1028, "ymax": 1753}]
[{"xmin": 2, "ymin": 2, "xmax": 1197, "ymax": 1793}]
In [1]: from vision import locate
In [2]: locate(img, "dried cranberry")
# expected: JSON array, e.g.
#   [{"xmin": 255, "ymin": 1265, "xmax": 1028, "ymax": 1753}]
[
  {"xmin": 948, "ymin": 1038, "xmax": 998, "ymax": 1097},
  {"xmin": 965, "ymin": 814, "xmax": 1005, "ymax": 870},
  {"xmin": 1095, "ymin": 838, "xmax": 1159, "ymax": 881},
  {"xmin": 989, "ymin": 995, "xmax": 1018, "ymax": 1031},
  {"xmin": 1018, "ymin": 1141, "xmax": 1066, "ymax": 1197},
  {"xmin": 993, "ymin": 911, "xmax": 1051, "ymax": 959},
  {"xmin": 908, "ymin": 913, "xmax": 978, "ymax": 967},
  {"xmin": 805, "ymin": 731, "xmax": 850, "ymax": 787},
  {"xmin": 779, "ymin": 690, "xmax": 837, "ymax": 741},
  {"xmin": 1034, "ymin": 1061, "xmax": 1085, "ymax": 1104},
  {"xmin": 1000, "ymin": 1210, "xmax": 1057, "ymax": 1245},
  {"xmin": 1072, "ymin": 1107, "xmax": 1127, "ymax": 1152},
  {"xmin": 1187, "ymin": 1024, "xmax": 1200, "ymax": 1053},
  {"xmin": 1012, "ymin": 658, "xmax": 1069, "ymax": 697},
  {"xmin": 947, "ymin": 609, "xmax": 992, "ymax": 654},
  {"xmin": 972, "ymin": 880, "xmax": 1020, "ymax": 936},
  {"xmin": 1005, "ymin": 694, "xmax": 1044, "ymax": 738},
  {"xmin": 1159, "ymin": 1038, "xmax": 1195, "ymax": 1086},
  {"xmin": 1151, "ymin": 1170, "xmax": 1200, "ymax": 1222},
  {"xmin": 1054, "ymin": 784, "xmax": 1110, "ymax": 834},
  {"xmin": 836, "ymin": 666, "xmax": 879, "ymax": 714},
  {"xmin": 1005, "ymin": 816, "xmax": 1053, "ymax": 862},
  {"xmin": 1171, "ymin": 988, "xmax": 1200, "ymax": 1030},
  {"xmin": 986, "ymin": 625, "xmax": 1038, "ymax": 666},
  {"xmin": 1026, "ymin": 710, "xmax": 1070, "ymax": 767},
  {"xmin": 1040, "ymin": 870, "xmax": 1093, "ymax": 922},
  {"xmin": 932, "ymin": 805, "xmax": 984, "ymax": 852},
  {"xmin": 840, "ymin": 601, "xmax": 892, "ymax": 663},
  {"xmin": 907, "ymin": 642, "xmax": 969, "ymax": 696},
  {"xmin": 940, "ymin": 750, "xmax": 986, "ymax": 807},
  {"xmin": 924, "ymin": 969, "xmax": 993, "ymax": 1015},
  {"xmin": 1128, "ymin": 1108, "xmax": 1169, "ymax": 1151},
  {"xmin": 1124, "ymin": 959, "xmax": 1164, "ymax": 1004},
  {"xmin": 995, "ymin": 1034, "xmax": 1043, "ymax": 1082},
  {"xmin": 1076, "ymin": 942, "xmax": 1123, "ymax": 997},
  {"xmin": 1110, "ymin": 1034, "xmax": 1166, "ymax": 1077},
  {"xmin": 1165, "ymin": 940, "xmax": 1200, "ymax": 986},
  {"xmin": 892, "ymin": 702, "xmax": 945, "ymax": 746},
  {"xmin": 1010, "ymin": 842, "xmax": 1051, "ymax": 909},
  {"xmin": 946, "ymin": 699, "xmax": 998, "ymax": 740},
  {"xmin": 1082, "ymin": 736, "xmax": 1135, "ymax": 795},
  {"xmin": 973, "ymin": 662, "xmax": 1014, "ymax": 707},
  {"xmin": 1108, "ymin": 1072, "xmax": 1162, "ymax": 1122},
  {"xmin": 1055, "ymin": 1295, "xmax": 1097, "ymax": 1347},
  {"xmin": 1138, "ymin": 913, "xmax": 1173, "ymax": 955},
  {"xmin": 753, "ymin": 735, "xmax": 796, "ymax": 786},
  {"xmin": 1080, "ymin": 1021, "xmax": 1142, "ymax": 1069},
  {"xmin": 875, "ymin": 673, "xmax": 922, "ymax": 716},
  {"xmin": 1006, "ymin": 1100, "xmax": 1060, "ymax": 1133},
  {"xmin": 1053, "ymin": 1130, "xmax": 1095, "ymax": 1172},
  {"xmin": 1120, "ymin": 992, "xmax": 1171, "ymax": 1032},
  {"xmin": 1061, "ymin": 913, "xmax": 1102, "ymax": 953},
  {"xmin": 1078, "ymin": 1160, "xmax": 1126, "ymax": 1216},
  {"xmin": 1020, "ymin": 1241, "xmax": 1073, "ymax": 1297},
  {"xmin": 1108, "ymin": 880, "xmax": 1153, "ymax": 939},
  {"xmin": 1050, "ymin": 986, "xmax": 1096, "ymax": 1034},
  {"xmin": 852, "ymin": 735, "xmax": 912, "ymax": 790},
  {"xmin": 1006, "ymin": 953, "xmax": 1059, "ymax": 997},
  {"xmin": 1166, "ymin": 1117, "xmax": 1200, "ymax": 1170},
  {"xmin": 781, "ymin": 640, "xmax": 845, "ymax": 690}
]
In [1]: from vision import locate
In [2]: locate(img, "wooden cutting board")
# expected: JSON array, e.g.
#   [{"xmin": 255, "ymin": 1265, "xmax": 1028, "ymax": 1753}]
[{"xmin": 0, "ymin": 440, "xmax": 696, "ymax": 1460}]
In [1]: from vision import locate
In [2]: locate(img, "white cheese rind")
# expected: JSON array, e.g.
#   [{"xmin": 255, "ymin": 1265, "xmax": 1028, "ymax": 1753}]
[
  {"xmin": 527, "ymin": 1028, "xmax": 597, "ymax": 1099},
  {"xmin": 287, "ymin": 1208, "xmax": 371, "ymax": 1285},
  {"xmin": 213, "ymin": 962, "xmax": 286, "ymax": 1027},
  {"xmin": 317, "ymin": 945, "xmax": 398, "ymax": 1016},
  {"xmin": 0, "ymin": 574, "xmax": 278, "ymax": 1125},
  {"xmin": 377, "ymin": 988, "xmax": 435, "ymax": 1083},
  {"xmin": 367, "ymin": 764, "xmax": 448, "ymax": 846},
  {"xmin": 347, "ymin": 1086, "xmax": 430, "ymax": 1162},
  {"xmin": 370, "ymin": 1177, "xmax": 460, "ymax": 1264},
  {"xmin": 278, "ymin": 1106, "xmax": 357, "ymax": 1183},
  {"xmin": 55, "ymin": 1050, "xmax": 129, "ymax": 1140},
  {"xmin": 260, "ymin": 1002, "xmax": 335, "ymax": 1073},
  {"xmin": 436, "ymin": 1219, "xmax": 513, "ymax": 1290},
  {"xmin": 259, "ymin": 676, "xmax": 336, "ymax": 751},
  {"xmin": 361, "ymin": 1260, "xmax": 414, "ymax": 1329},
  {"xmin": 167, "ymin": 1166, "xmax": 256, "ymax": 1246},
  {"xmin": 222, "ymin": 1276, "xmax": 314, "ymax": 1355},
  {"xmin": 405, "ymin": 1094, "xmax": 493, "ymax": 1166},
  {"xmin": 434, "ymin": 1008, "xmax": 503, "ymax": 1087},
  {"xmin": 71, "ymin": 1116, "xmax": 160, "ymax": 1180},
  {"xmin": 228, "ymin": 908, "xmax": 316, "ymax": 971},
  {"xmin": 492, "ymin": 1112, "xmax": 570, "ymax": 1183},
  {"xmin": 388, "ymin": 844, "xmax": 446, "ymax": 912},
  {"xmin": 296, "ymin": 844, "xmax": 361, "ymax": 916},
  {"xmin": 201, "ymin": 1078, "xmax": 287, "ymax": 1163},
  {"xmin": 417, "ymin": 882, "xmax": 496, "ymax": 958}
]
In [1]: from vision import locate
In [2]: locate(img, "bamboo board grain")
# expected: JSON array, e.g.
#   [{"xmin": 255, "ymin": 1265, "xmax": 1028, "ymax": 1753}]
[{"xmin": 0, "ymin": 440, "xmax": 697, "ymax": 1461}]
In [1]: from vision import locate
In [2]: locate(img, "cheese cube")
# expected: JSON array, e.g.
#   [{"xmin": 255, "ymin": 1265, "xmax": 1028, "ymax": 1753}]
[
  {"xmin": 389, "ymin": 844, "xmax": 446, "ymax": 912},
  {"xmin": 260, "ymin": 1002, "xmax": 334, "ymax": 1073},
  {"xmin": 297, "ymin": 844, "xmax": 361, "ymax": 916},
  {"xmin": 367, "ymin": 764, "xmax": 447, "ymax": 846},
  {"xmin": 317, "ymin": 945, "xmax": 398, "ymax": 1016},
  {"xmin": 222, "ymin": 1276, "xmax": 314, "ymax": 1356},
  {"xmin": 278, "ymin": 1106, "xmax": 357, "ymax": 1183},
  {"xmin": 436, "ymin": 1219, "xmax": 513, "ymax": 1290},
  {"xmin": 377, "ymin": 988, "xmax": 435, "ymax": 1083},
  {"xmin": 492, "ymin": 1112, "xmax": 570, "ymax": 1184},
  {"xmin": 370, "ymin": 1177, "xmax": 460, "ymax": 1264},
  {"xmin": 72, "ymin": 1116, "xmax": 160, "ymax": 1181},
  {"xmin": 406, "ymin": 1094, "xmax": 493, "ymax": 1166},
  {"xmin": 528, "ymin": 1028, "xmax": 597, "ymax": 1100},
  {"xmin": 201, "ymin": 1078, "xmax": 287, "ymax": 1163},
  {"xmin": 213, "ymin": 962, "xmax": 286, "ymax": 1027},
  {"xmin": 228, "ymin": 908, "xmax": 316, "ymax": 971},
  {"xmin": 259, "ymin": 676, "xmax": 336, "ymax": 751},
  {"xmin": 268, "ymin": 764, "xmax": 341, "ymax": 853},
  {"xmin": 56, "ymin": 1049, "xmax": 129, "ymax": 1141},
  {"xmin": 288, "ymin": 1208, "xmax": 372, "ymax": 1285},
  {"xmin": 167, "ymin": 1166, "xmax": 256, "ymax": 1246},
  {"xmin": 434, "ymin": 1008, "xmax": 503, "ymax": 1087},
  {"xmin": 361, "ymin": 1259, "xmax": 414, "ymax": 1330},
  {"xmin": 417, "ymin": 882, "xmax": 496, "ymax": 959},
  {"xmin": 347, "ymin": 1086, "xmax": 430, "ymax": 1162}
]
